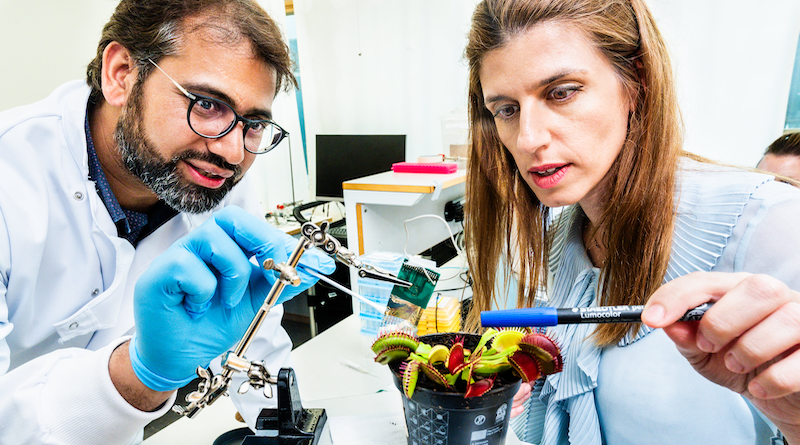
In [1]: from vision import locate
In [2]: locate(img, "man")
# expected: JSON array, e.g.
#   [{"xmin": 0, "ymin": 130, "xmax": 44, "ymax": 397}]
[
  {"xmin": 0, "ymin": 1, "xmax": 334, "ymax": 443},
  {"xmin": 757, "ymin": 132, "xmax": 800, "ymax": 182}
]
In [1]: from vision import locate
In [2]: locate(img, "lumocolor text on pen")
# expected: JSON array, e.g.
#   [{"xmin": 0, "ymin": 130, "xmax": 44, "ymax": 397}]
[{"xmin": 480, "ymin": 302, "xmax": 713, "ymax": 328}]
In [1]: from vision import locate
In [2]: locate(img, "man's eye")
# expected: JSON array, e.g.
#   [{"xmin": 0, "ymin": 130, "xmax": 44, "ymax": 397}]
[
  {"xmin": 199, "ymin": 98, "xmax": 226, "ymax": 112},
  {"xmin": 249, "ymin": 122, "xmax": 266, "ymax": 133}
]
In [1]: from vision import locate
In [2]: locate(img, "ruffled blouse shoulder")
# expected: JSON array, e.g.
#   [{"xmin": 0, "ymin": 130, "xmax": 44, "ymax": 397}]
[{"xmin": 527, "ymin": 160, "xmax": 775, "ymax": 445}]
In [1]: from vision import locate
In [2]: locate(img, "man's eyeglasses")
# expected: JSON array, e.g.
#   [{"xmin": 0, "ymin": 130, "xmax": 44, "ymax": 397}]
[{"xmin": 147, "ymin": 58, "xmax": 288, "ymax": 155}]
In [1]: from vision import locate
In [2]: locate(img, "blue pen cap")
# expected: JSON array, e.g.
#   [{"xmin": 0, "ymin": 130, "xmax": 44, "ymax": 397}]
[{"xmin": 480, "ymin": 307, "xmax": 558, "ymax": 327}]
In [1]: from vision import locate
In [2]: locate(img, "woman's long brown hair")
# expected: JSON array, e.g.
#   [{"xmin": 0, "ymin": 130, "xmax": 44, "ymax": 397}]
[{"xmin": 463, "ymin": 0, "xmax": 684, "ymax": 346}]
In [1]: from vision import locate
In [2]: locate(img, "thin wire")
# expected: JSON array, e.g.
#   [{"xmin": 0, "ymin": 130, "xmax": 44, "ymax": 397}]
[
  {"xmin": 298, "ymin": 265, "xmax": 385, "ymax": 312},
  {"xmin": 336, "ymin": 201, "xmax": 346, "ymax": 218},
  {"xmin": 402, "ymin": 214, "xmax": 467, "ymax": 282},
  {"xmin": 434, "ymin": 292, "xmax": 440, "ymax": 333},
  {"xmin": 355, "ymin": 0, "xmax": 363, "ymax": 56},
  {"xmin": 432, "ymin": 285, "xmax": 472, "ymax": 293}
]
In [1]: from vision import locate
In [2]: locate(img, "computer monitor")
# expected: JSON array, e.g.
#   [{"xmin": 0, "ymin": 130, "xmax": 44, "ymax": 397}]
[{"xmin": 315, "ymin": 134, "xmax": 406, "ymax": 202}]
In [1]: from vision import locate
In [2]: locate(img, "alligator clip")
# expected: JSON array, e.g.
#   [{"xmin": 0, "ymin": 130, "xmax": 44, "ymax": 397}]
[
  {"xmin": 334, "ymin": 246, "xmax": 412, "ymax": 288},
  {"xmin": 356, "ymin": 263, "xmax": 412, "ymax": 288}
]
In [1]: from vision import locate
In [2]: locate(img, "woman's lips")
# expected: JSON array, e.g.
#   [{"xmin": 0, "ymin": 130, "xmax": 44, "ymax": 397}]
[{"xmin": 529, "ymin": 163, "xmax": 569, "ymax": 189}]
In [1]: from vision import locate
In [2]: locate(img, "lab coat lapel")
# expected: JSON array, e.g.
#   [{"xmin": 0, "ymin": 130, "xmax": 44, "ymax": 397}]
[{"xmin": 85, "ymin": 213, "xmax": 197, "ymax": 349}]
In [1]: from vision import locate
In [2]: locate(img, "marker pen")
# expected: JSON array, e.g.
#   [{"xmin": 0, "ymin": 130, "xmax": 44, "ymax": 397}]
[{"xmin": 480, "ymin": 302, "xmax": 712, "ymax": 327}]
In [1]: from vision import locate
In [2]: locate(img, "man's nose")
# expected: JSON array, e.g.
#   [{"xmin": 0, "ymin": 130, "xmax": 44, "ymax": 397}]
[{"xmin": 208, "ymin": 122, "xmax": 246, "ymax": 165}]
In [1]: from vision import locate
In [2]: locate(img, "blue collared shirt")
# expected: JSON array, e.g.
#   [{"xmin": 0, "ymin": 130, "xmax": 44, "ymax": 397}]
[{"xmin": 84, "ymin": 111, "xmax": 177, "ymax": 246}]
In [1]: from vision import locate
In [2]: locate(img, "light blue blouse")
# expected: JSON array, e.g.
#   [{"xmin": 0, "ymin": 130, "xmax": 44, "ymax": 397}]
[{"xmin": 509, "ymin": 160, "xmax": 800, "ymax": 445}]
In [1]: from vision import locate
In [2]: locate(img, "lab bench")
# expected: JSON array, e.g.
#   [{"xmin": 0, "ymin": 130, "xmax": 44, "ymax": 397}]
[{"xmin": 142, "ymin": 312, "xmax": 526, "ymax": 445}]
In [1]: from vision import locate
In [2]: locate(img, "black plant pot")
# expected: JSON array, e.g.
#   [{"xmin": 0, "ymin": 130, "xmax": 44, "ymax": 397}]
[{"xmin": 390, "ymin": 333, "xmax": 521, "ymax": 445}]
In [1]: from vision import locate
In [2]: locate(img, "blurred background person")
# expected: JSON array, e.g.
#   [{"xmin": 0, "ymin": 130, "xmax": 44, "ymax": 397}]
[{"xmin": 757, "ymin": 132, "xmax": 800, "ymax": 182}]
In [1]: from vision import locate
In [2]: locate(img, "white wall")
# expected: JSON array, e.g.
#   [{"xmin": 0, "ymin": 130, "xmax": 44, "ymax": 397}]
[
  {"xmin": 2, "ymin": 1, "xmax": 800, "ymax": 200},
  {"xmin": 648, "ymin": 0, "xmax": 800, "ymax": 166},
  {"xmin": 295, "ymin": 0, "xmax": 800, "ymax": 172},
  {"xmin": 0, "ymin": 0, "xmax": 118, "ymax": 108},
  {"xmin": 293, "ymin": 0, "xmax": 478, "ymax": 197},
  {"xmin": 0, "ymin": 0, "xmax": 308, "ymax": 215},
  {"xmin": 248, "ymin": 0, "xmax": 312, "ymax": 211}
]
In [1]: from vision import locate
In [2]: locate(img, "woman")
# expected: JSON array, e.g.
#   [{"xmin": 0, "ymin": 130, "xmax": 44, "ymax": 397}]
[{"xmin": 463, "ymin": 0, "xmax": 800, "ymax": 443}]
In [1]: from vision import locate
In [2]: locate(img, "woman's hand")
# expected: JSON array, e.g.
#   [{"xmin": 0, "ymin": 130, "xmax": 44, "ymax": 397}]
[
  {"xmin": 510, "ymin": 381, "xmax": 533, "ymax": 419},
  {"xmin": 642, "ymin": 272, "xmax": 800, "ymax": 443}
]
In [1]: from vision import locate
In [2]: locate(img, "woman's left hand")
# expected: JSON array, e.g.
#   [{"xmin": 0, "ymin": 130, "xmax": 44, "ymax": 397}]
[
  {"xmin": 642, "ymin": 271, "xmax": 800, "ymax": 443},
  {"xmin": 510, "ymin": 381, "xmax": 532, "ymax": 419}
]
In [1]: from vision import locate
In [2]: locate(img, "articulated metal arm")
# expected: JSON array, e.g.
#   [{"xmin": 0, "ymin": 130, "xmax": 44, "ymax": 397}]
[{"xmin": 174, "ymin": 220, "xmax": 408, "ymax": 417}]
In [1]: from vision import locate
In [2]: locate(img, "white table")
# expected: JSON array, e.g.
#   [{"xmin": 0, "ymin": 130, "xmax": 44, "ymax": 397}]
[{"xmin": 143, "ymin": 314, "xmax": 526, "ymax": 444}]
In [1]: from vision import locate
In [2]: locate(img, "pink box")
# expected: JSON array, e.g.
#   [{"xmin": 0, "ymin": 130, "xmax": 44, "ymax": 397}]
[{"xmin": 391, "ymin": 162, "xmax": 458, "ymax": 174}]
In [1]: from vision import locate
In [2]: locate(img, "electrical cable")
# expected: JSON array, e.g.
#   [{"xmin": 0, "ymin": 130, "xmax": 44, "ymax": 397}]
[
  {"xmin": 434, "ymin": 292, "xmax": 440, "ymax": 333},
  {"xmin": 432, "ymin": 286, "xmax": 472, "ymax": 293},
  {"xmin": 401, "ymin": 214, "xmax": 467, "ymax": 282}
]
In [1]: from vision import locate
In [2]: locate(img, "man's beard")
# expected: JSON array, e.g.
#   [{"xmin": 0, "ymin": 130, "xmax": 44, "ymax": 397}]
[{"xmin": 114, "ymin": 83, "xmax": 243, "ymax": 214}]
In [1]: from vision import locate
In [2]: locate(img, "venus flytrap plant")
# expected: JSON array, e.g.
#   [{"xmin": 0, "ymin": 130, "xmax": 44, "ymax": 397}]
[{"xmin": 372, "ymin": 327, "xmax": 563, "ymax": 399}]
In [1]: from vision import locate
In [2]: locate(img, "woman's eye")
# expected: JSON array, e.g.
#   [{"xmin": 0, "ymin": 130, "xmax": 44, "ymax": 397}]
[
  {"xmin": 492, "ymin": 105, "xmax": 518, "ymax": 120},
  {"xmin": 549, "ymin": 85, "xmax": 581, "ymax": 101}
]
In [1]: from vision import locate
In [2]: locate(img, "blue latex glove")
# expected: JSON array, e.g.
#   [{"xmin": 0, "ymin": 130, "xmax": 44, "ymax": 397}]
[{"xmin": 129, "ymin": 206, "xmax": 335, "ymax": 391}]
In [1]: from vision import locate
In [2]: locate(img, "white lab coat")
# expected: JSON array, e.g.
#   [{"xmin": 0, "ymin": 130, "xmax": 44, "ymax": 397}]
[{"xmin": 0, "ymin": 81, "xmax": 293, "ymax": 444}]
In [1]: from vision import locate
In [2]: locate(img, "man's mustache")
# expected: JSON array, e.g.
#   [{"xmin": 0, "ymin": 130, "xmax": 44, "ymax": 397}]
[{"xmin": 171, "ymin": 150, "xmax": 243, "ymax": 181}]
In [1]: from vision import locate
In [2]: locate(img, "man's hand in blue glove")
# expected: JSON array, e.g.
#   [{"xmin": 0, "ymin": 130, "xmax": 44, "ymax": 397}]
[{"xmin": 128, "ymin": 206, "xmax": 336, "ymax": 392}]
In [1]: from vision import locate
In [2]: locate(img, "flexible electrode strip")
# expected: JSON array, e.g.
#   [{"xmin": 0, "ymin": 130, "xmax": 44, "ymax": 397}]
[{"xmin": 299, "ymin": 265, "xmax": 385, "ymax": 312}]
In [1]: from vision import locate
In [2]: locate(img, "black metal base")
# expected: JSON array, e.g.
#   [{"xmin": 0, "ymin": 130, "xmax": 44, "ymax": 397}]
[
  {"xmin": 213, "ymin": 368, "xmax": 327, "ymax": 445},
  {"xmin": 213, "ymin": 427, "xmax": 322, "ymax": 445}
]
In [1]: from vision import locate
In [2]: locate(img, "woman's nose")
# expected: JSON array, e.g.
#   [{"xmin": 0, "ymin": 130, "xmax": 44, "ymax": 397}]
[{"xmin": 516, "ymin": 107, "xmax": 551, "ymax": 154}]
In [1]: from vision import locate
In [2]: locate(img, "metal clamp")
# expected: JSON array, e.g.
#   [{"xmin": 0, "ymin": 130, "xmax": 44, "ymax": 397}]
[
  {"xmin": 304, "ymin": 222, "xmax": 411, "ymax": 288},
  {"xmin": 174, "ymin": 220, "xmax": 409, "ymax": 418}
]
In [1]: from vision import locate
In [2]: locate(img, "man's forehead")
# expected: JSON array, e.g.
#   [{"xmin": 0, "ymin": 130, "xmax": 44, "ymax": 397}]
[
  {"xmin": 182, "ymin": 14, "xmax": 249, "ymax": 49},
  {"xmin": 163, "ymin": 27, "xmax": 276, "ymax": 104},
  {"xmin": 178, "ymin": 14, "xmax": 257, "ymax": 60},
  {"xmin": 758, "ymin": 153, "xmax": 800, "ymax": 182}
]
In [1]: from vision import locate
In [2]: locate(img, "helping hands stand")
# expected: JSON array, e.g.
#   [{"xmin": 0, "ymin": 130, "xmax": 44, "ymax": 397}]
[
  {"xmin": 172, "ymin": 221, "xmax": 409, "ymax": 441},
  {"xmin": 211, "ymin": 368, "xmax": 326, "ymax": 445}
]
